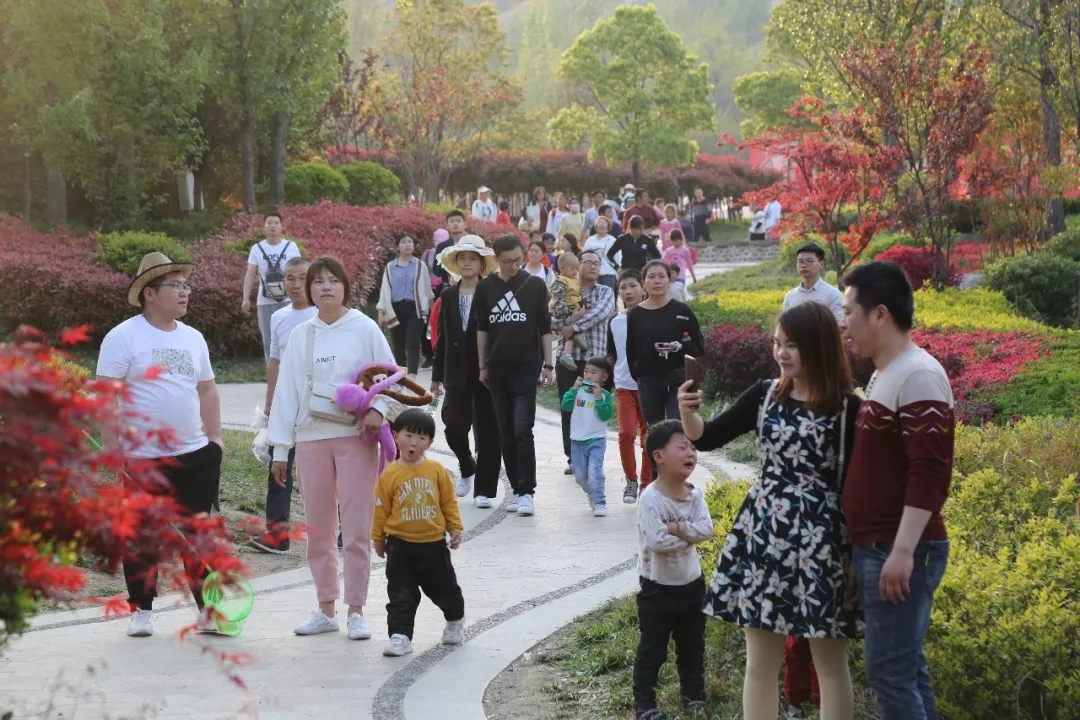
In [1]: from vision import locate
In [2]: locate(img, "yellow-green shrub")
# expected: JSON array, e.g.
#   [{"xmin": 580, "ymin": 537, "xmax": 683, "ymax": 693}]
[
  {"xmin": 699, "ymin": 478, "xmax": 752, "ymax": 576},
  {"xmin": 96, "ymin": 231, "xmax": 193, "ymax": 276},
  {"xmin": 913, "ymin": 288, "xmax": 1049, "ymax": 332}
]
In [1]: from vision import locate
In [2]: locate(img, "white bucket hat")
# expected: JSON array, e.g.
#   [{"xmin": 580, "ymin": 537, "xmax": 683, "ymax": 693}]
[{"xmin": 437, "ymin": 234, "xmax": 497, "ymax": 277}]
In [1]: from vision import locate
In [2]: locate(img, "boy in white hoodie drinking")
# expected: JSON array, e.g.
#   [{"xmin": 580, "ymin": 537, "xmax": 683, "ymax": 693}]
[{"xmin": 560, "ymin": 356, "xmax": 615, "ymax": 516}]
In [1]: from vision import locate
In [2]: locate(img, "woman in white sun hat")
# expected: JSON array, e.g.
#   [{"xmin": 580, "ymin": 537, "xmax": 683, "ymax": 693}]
[{"xmin": 430, "ymin": 235, "xmax": 503, "ymax": 508}]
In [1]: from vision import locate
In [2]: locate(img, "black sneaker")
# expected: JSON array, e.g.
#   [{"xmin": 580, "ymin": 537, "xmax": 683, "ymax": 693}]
[
  {"xmin": 249, "ymin": 533, "xmax": 290, "ymax": 554},
  {"xmin": 564, "ymin": 462, "xmax": 574, "ymax": 475},
  {"xmin": 633, "ymin": 708, "xmax": 667, "ymax": 720},
  {"xmin": 622, "ymin": 478, "xmax": 639, "ymax": 504},
  {"xmin": 337, "ymin": 533, "xmax": 343, "ymax": 549}
]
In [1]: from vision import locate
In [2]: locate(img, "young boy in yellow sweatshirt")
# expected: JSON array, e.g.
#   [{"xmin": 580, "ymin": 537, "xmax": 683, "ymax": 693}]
[{"xmin": 372, "ymin": 408, "xmax": 465, "ymax": 657}]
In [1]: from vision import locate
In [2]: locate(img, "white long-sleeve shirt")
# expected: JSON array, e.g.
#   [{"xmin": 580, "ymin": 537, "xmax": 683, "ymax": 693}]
[
  {"xmin": 267, "ymin": 309, "xmax": 396, "ymax": 462},
  {"xmin": 637, "ymin": 483, "xmax": 714, "ymax": 586}
]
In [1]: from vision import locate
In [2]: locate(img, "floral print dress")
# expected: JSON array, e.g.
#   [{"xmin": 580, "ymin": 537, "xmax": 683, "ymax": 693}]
[{"xmin": 694, "ymin": 380, "xmax": 862, "ymax": 638}]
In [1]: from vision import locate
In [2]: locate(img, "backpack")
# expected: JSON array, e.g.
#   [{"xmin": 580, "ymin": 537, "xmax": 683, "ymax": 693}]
[{"xmin": 257, "ymin": 241, "xmax": 291, "ymax": 301}]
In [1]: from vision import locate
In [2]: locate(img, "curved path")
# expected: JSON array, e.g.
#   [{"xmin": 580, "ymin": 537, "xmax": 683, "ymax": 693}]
[{"xmin": 3, "ymin": 362, "xmax": 753, "ymax": 720}]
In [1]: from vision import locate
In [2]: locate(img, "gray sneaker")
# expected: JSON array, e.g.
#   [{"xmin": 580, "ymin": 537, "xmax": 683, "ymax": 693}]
[{"xmin": 622, "ymin": 478, "xmax": 639, "ymax": 504}]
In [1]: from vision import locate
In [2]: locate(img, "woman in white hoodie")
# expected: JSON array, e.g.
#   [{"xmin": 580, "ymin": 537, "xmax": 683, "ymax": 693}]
[{"xmin": 269, "ymin": 255, "xmax": 396, "ymax": 641}]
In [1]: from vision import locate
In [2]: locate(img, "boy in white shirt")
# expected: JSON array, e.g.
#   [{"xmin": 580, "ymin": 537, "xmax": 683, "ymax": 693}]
[
  {"xmin": 607, "ymin": 270, "xmax": 649, "ymax": 504},
  {"xmin": 633, "ymin": 420, "xmax": 714, "ymax": 720},
  {"xmin": 242, "ymin": 211, "xmax": 302, "ymax": 362},
  {"xmin": 560, "ymin": 356, "xmax": 615, "ymax": 517},
  {"xmin": 250, "ymin": 256, "xmax": 317, "ymax": 554}
]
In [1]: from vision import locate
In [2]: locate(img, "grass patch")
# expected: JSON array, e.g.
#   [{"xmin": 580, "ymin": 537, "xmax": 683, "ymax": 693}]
[
  {"xmin": 723, "ymin": 432, "xmax": 760, "ymax": 465},
  {"xmin": 689, "ymin": 259, "xmax": 796, "ymax": 296},
  {"xmin": 704, "ymin": 220, "xmax": 752, "ymax": 246},
  {"xmin": 214, "ymin": 357, "xmax": 267, "ymax": 384}
]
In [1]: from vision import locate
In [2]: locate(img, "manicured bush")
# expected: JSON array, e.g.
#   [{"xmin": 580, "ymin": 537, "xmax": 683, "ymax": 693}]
[
  {"xmin": 984, "ymin": 253, "xmax": 1080, "ymax": 328},
  {"xmin": 992, "ymin": 333, "xmax": 1080, "ymax": 418},
  {"xmin": 338, "ymin": 161, "xmax": 401, "ymax": 206},
  {"xmin": 96, "ymin": 231, "xmax": 193, "ymax": 276},
  {"xmin": 864, "ymin": 231, "xmax": 919, "ymax": 259},
  {"xmin": 1062, "ymin": 196, "xmax": 1080, "ymax": 216},
  {"xmin": 284, "ymin": 162, "xmax": 350, "ymax": 205},
  {"xmin": 1045, "ymin": 223, "xmax": 1080, "ymax": 263},
  {"xmin": 699, "ymin": 325, "xmax": 775, "ymax": 400},
  {"xmin": 913, "ymin": 287, "xmax": 1049, "ymax": 332},
  {"xmin": 874, "ymin": 245, "xmax": 961, "ymax": 289}
]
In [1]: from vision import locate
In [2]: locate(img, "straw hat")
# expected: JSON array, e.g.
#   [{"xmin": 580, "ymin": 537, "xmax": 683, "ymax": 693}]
[
  {"xmin": 437, "ymin": 235, "xmax": 497, "ymax": 277},
  {"xmin": 127, "ymin": 252, "xmax": 194, "ymax": 307}
]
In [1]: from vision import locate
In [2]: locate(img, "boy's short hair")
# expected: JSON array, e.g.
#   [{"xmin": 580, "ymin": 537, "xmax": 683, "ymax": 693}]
[
  {"xmin": 284, "ymin": 256, "xmax": 309, "ymax": 270},
  {"xmin": 557, "ymin": 252, "xmax": 579, "ymax": 271},
  {"xmin": 585, "ymin": 355, "xmax": 613, "ymax": 377},
  {"xmin": 796, "ymin": 242, "xmax": 825, "ymax": 262},
  {"xmin": 618, "ymin": 268, "xmax": 642, "ymax": 286},
  {"xmin": 265, "ymin": 211, "xmax": 282, "ymax": 222},
  {"xmin": 646, "ymin": 419, "xmax": 687, "ymax": 461},
  {"xmin": 492, "ymin": 234, "xmax": 523, "ymax": 256},
  {"xmin": 499, "ymin": 199, "xmax": 510, "ymax": 211},
  {"xmin": 392, "ymin": 408, "xmax": 436, "ymax": 440},
  {"xmin": 445, "ymin": 209, "xmax": 465, "ymax": 221},
  {"xmin": 629, "ymin": 216, "xmax": 645, "ymax": 230}
]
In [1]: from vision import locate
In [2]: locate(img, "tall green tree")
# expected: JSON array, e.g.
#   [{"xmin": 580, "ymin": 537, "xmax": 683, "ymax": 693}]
[
  {"xmin": 732, "ymin": 69, "xmax": 806, "ymax": 137},
  {"xmin": 548, "ymin": 4, "xmax": 715, "ymax": 185},
  {"xmin": 3, "ymin": 0, "xmax": 207, "ymax": 225}
]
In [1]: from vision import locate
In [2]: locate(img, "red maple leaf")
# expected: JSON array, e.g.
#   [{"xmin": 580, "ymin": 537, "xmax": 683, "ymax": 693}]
[{"xmin": 59, "ymin": 324, "xmax": 93, "ymax": 346}]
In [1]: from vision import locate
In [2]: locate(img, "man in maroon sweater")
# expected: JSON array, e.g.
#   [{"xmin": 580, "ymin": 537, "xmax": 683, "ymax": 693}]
[{"xmin": 840, "ymin": 261, "xmax": 953, "ymax": 720}]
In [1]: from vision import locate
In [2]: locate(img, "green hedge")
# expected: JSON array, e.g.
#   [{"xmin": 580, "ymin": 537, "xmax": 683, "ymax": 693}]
[
  {"xmin": 983, "ymin": 253, "xmax": 1080, "ymax": 328},
  {"xmin": 222, "ymin": 231, "xmax": 306, "ymax": 258},
  {"xmin": 96, "ymin": 231, "xmax": 193, "ymax": 276},
  {"xmin": 284, "ymin": 163, "xmax": 349, "ymax": 205},
  {"xmin": 338, "ymin": 161, "xmax": 401, "ymax": 206}
]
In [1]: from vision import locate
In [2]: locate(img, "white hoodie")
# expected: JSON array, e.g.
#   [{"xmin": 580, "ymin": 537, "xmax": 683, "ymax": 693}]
[{"xmin": 268, "ymin": 309, "xmax": 396, "ymax": 462}]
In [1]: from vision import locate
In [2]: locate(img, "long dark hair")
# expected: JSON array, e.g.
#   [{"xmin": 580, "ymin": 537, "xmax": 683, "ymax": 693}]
[{"xmin": 773, "ymin": 302, "xmax": 851, "ymax": 416}]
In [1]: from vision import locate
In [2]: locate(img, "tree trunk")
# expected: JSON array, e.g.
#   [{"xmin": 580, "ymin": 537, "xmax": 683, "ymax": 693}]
[
  {"xmin": 46, "ymin": 169, "xmax": 66, "ymax": 225},
  {"xmin": 240, "ymin": 114, "xmax": 256, "ymax": 211},
  {"xmin": 22, "ymin": 152, "xmax": 31, "ymax": 221},
  {"xmin": 192, "ymin": 168, "xmax": 204, "ymax": 212},
  {"xmin": 632, "ymin": 160, "xmax": 640, "ymax": 188},
  {"xmin": 270, "ymin": 110, "xmax": 290, "ymax": 206},
  {"xmin": 1040, "ymin": 0, "xmax": 1066, "ymax": 236}
]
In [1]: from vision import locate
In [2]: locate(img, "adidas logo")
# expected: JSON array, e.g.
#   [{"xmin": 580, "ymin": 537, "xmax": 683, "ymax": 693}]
[{"xmin": 489, "ymin": 290, "xmax": 528, "ymax": 323}]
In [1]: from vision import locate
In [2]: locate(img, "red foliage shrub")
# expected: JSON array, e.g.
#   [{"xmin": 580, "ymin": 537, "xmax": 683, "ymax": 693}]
[
  {"xmin": 950, "ymin": 241, "xmax": 986, "ymax": 272},
  {"xmin": 875, "ymin": 245, "xmax": 961, "ymax": 289},
  {"xmin": 327, "ymin": 148, "xmax": 778, "ymax": 200},
  {"xmin": 701, "ymin": 324, "xmax": 776, "ymax": 399},
  {"xmin": 0, "ymin": 205, "xmax": 515, "ymax": 357},
  {"xmin": 1, "ymin": 329, "xmax": 250, "ymax": 649}
]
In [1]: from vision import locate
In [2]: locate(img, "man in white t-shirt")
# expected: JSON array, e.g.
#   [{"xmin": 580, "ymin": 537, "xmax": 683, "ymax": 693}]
[
  {"xmin": 242, "ymin": 211, "xmax": 303, "ymax": 363},
  {"xmin": 249, "ymin": 256, "xmax": 317, "ymax": 555},
  {"xmin": 95, "ymin": 252, "xmax": 224, "ymax": 638},
  {"xmin": 782, "ymin": 242, "xmax": 845, "ymax": 324},
  {"xmin": 764, "ymin": 196, "xmax": 782, "ymax": 233},
  {"xmin": 471, "ymin": 186, "xmax": 497, "ymax": 223}
]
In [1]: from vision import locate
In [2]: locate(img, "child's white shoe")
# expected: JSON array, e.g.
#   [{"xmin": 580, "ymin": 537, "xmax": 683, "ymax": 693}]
[
  {"xmin": 383, "ymin": 633, "xmax": 413, "ymax": 657},
  {"xmin": 441, "ymin": 617, "xmax": 466, "ymax": 645}
]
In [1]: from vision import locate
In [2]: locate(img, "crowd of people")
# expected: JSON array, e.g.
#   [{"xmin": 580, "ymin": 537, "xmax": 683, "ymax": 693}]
[{"xmin": 95, "ymin": 194, "xmax": 953, "ymax": 720}]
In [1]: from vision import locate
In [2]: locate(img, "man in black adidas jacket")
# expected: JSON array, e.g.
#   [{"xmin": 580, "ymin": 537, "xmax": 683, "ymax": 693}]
[{"xmin": 475, "ymin": 235, "xmax": 554, "ymax": 518}]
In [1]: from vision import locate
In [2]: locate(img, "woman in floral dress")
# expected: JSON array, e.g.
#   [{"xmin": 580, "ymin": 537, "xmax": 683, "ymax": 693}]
[{"xmin": 678, "ymin": 301, "xmax": 861, "ymax": 720}]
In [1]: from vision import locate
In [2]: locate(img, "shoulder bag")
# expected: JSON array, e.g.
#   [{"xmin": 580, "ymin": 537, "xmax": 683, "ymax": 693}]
[{"xmin": 304, "ymin": 323, "xmax": 357, "ymax": 426}]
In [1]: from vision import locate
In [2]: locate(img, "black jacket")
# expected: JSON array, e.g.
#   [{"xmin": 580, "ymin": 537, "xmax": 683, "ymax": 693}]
[
  {"xmin": 608, "ymin": 232, "xmax": 660, "ymax": 272},
  {"xmin": 432, "ymin": 285, "xmax": 481, "ymax": 390}
]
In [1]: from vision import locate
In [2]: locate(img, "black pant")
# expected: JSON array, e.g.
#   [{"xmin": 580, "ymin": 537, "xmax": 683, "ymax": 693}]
[
  {"xmin": 124, "ymin": 442, "xmax": 222, "ymax": 611},
  {"xmin": 637, "ymin": 371, "xmax": 683, "ymax": 480},
  {"xmin": 692, "ymin": 215, "xmax": 711, "ymax": 243},
  {"xmin": 443, "ymin": 382, "xmax": 502, "ymax": 498},
  {"xmin": 633, "ymin": 576, "xmax": 706, "ymax": 710},
  {"xmin": 597, "ymin": 275, "xmax": 617, "ymax": 292},
  {"xmin": 390, "ymin": 300, "xmax": 424, "ymax": 375},
  {"xmin": 264, "ymin": 447, "xmax": 295, "ymax": 546},
  {"xmin": 385, "ymin": 536, "xmax": 465, "ymax": 639},
  {"xmin": 556, "ymin": 359, "xmax": 587, "ymax": 461},
  {"xmin": 487, "ymin": 364, "xmax": 539, "ymax": 496}
]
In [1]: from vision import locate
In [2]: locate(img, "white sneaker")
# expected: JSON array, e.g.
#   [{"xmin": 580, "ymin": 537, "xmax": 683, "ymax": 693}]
[
  {"xmin": 455, "ymin": 474, "xmax": 474, "ymax": 498},
  {"xmin": 126, "ymin": 609, "xmax": 154, "ymax": 637},
  {"xmin": 593, "ymin": 505, "xmax": 608, "ymax": 518},
  {"xmin": 383, "ymin": 633, "xmax": 413, "ymax": 657},
  {"xmin": 506, "ymin": 494, "xmax": 520, "ymax": 513},
  {"xmin": 347, "ymin": 612, "xmax": 372, "ymax": 640},
  {"xmin": 517, "ymin": 495, "xmax": 535, "ymax": 516},
  {"xmin": 294, "ymin": 609, "xmax": 339, "ymax": 636},
  {"xmin": 441, "ymin": 617, "xmax": 466, "ymax": 645},
  {"xmin": 474, "ymin": 495, "xmax": 492, "ymax": 509}
]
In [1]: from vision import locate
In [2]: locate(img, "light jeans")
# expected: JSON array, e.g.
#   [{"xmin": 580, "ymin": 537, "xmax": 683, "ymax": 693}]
[
  {"xmin": 571, "ymin": 438, "xmax": 606, "ymax": 507},
  {"xmin": 257, "ymin": 300, "xmax": 289, "ymax": 363}
]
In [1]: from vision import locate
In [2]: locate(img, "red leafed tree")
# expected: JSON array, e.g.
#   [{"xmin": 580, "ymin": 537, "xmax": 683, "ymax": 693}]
[
  {"xmin": 839, "ymin": 27, "xmax": 995, "ymax": 290},
  {"xmin": 364, "ymin": 0, "xmax": 523, "ymax": 202},
  {"xmin": 724, "ymin": 97, "xmax": 896, "ymax": 281},
  {"xmin": 317, "ymin": 49, "xmax": 386, "ymax": 165},
  {"xmin": 0, "ymin": 328, "xmax": 249, "ymax": 652}
]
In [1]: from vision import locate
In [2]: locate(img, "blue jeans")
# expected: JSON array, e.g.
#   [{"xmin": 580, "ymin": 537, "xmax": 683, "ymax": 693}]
[
  {"xmin": 854, "ymin": 539, "xmax": 950, "ymax": 720},
  {"xmin": 571, "ymin": 439, "xmax": 606, "ymax": 507}
]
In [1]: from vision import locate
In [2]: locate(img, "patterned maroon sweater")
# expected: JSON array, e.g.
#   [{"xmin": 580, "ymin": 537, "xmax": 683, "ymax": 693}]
[{"xmin": 843, "ymin": 347, "xmax": 955, "ymax": 546}]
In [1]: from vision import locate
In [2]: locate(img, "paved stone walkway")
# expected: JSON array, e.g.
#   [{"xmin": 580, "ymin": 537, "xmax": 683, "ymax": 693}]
[{"xmin": 3, "ymin": 265, "xmax": 753, "ymax": 719}]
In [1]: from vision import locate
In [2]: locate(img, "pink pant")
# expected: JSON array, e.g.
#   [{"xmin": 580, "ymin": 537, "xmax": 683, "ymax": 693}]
[{"xmin": 295, "ymin": 436, "xmax": 379, "ymax": 607}]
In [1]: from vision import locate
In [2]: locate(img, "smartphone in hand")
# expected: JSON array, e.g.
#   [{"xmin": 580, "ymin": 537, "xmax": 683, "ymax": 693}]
[{"xmin": 684, "ymin": 355, "xmax": 703, "ymax": 392}]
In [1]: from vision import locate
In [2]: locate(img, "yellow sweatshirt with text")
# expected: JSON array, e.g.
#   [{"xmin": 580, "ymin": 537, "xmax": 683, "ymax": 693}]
[{"xmin": 372, "ymin": 458, "xmax": 463, "ymax": 544}]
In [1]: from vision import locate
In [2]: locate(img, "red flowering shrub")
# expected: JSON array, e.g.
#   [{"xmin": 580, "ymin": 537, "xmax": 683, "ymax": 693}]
[
  {"xmin": 876, "ymin": 245, "xmax": 961, "ymax": 289},
  {"xmin": 0, "ymin": 205, "xmax": 516, "ymax": 357},
  {"xmin": 0, "ymin": 328, "xmax": 249, "ymax": 651},
  {"xmin": 701, "ymin": 324, "xmax": 776, "ymax": 399}
]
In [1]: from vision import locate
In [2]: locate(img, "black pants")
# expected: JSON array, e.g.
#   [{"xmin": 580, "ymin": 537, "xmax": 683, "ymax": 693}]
[
  {"xmin": 264, "ymin": 446, "xmax": 295, "ymax": 546},
  {"xmin": 637, "ymin": 371, "xmax": 683, "ymax": 481},
  {"xmin": 693, "ymin": 215, "xmax": 711, "ymax": 243},
  {"xmin": 385, "ymin": 536, "xmax": 465, "ymax": 639},
  {"xmin": 556, "ymin": 359, "xmax": 587, "ymax": 461},
  {"xmin": 124, "ymin": 442, "xmax": 222, "ymax": 611},
  {"xmin": 633, "ymin": 576, "xmax": 707, "ymax": 710},
  {"xmin": 390, "ymin": 300, "xmax": 424, "ymax": 375},
  {"xmin": 487, "ymin": 364, "xmax": 539, "ymax": 496},
  {"xmin": 443, "ymin": 382, "xmax": 502, "ymax": 498}
]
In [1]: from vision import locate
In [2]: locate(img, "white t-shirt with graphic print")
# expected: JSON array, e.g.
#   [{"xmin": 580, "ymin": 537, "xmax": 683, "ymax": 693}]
[
  {"xmin": 96, "ymin": 316, "xmax": 215, "ymax": 458},
  {"xmin": 247, "ymin": 239, "xmax": 302, "ymax": 305}
]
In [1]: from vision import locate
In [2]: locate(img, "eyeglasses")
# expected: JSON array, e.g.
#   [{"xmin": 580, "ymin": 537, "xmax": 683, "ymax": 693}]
[
  {"xmin": 152, "ymin": 282, "xmax": 191, "ymax": 293},
  {"xmin": 497, "ymin": 255, "xmax": 524, "ymax": 265},
  {"xmin": 580, "ymin": 260, "xmax": 601, "ymax": 267}
]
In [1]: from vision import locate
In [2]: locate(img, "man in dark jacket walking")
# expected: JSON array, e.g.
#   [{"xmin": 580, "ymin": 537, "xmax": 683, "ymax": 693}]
[{"xmin": 430, "ymin": 235, "xmax": 502, "ymax": 509}]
